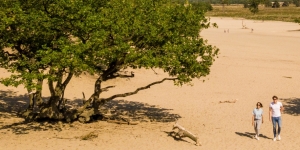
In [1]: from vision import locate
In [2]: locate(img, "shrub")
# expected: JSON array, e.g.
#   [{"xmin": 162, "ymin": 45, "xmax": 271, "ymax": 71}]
[
  {"xmin": 282, "ymin": 1, "xmax": 289, "ymax": 7},
  {"xmin": 191, "ymin": 2, "xmax": 213, "ymax": 12},
  {"xmin": 265, "ymin": 0, "xmax": 272, "ymax": 7},
  {"xmin": 294, "ymin": 0, "xmax": 300, "ymax": 7},
  {"xmin": 272, "ymin": 1, "xmax": 280, "ymax": 8},
  {"xmin": 244, "ymin": 1, "xmax": 249, "ymax": 8}
]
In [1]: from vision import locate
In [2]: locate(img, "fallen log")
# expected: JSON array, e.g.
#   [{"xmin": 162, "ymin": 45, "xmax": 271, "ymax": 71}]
[{"xmin": 172, "ymin": 122, "xmax": 201, "ymax": 146}]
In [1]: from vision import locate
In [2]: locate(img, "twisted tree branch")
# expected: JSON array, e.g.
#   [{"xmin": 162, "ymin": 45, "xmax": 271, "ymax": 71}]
[{"xmin": 100, "ymin": 77, "xmax": 177, "ymax": 103}]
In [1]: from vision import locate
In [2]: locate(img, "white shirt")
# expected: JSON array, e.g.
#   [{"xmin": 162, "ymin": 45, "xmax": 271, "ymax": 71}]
[{"xmin": 269, "ymin": 102, "xmax": 283, "ymax": 117}]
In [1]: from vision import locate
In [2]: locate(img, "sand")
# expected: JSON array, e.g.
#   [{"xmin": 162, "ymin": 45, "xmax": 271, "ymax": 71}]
[{"xmin": 1, "ymin": 17, "xmax": 300, "ymax": 150}]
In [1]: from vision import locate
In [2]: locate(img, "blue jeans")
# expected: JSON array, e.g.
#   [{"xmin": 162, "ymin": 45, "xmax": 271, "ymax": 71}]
[{"xmin": 272, "ymin": 117, "xmax": 282, "ymax": 137}]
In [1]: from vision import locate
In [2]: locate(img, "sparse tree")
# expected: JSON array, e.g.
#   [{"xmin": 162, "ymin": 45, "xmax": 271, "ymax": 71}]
[
  {"xmin": 0, "ymin": 0, "xmax": 219, "ymax": 122},
  {"xmin": 248, "ymin": 0, "xmax": 260, "ymax": 14}
]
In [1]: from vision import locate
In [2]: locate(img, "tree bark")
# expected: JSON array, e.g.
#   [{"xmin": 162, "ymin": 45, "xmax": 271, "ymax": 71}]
[{"xmin": 39, "ymin": 71, "xmax": 73, "ymax": 120}]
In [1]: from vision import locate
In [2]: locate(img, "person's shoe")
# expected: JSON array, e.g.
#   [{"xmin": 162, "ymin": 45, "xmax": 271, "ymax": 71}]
[
  {"xmin": 273, "ymin": 137, "xmax": 276, "ymax": 141},
  {"xmin": 255, "ymin": 135, "xmax": 259, "ymax": 140},
  {"xmin": 278, "ymin": 135, "xmax": 281, "ymax": 141}
]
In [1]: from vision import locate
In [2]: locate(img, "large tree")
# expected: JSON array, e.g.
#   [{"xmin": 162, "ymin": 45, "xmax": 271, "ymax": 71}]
[{"xmin": 0, "ymin": 0, "xmax": 219, "ymax": 122}]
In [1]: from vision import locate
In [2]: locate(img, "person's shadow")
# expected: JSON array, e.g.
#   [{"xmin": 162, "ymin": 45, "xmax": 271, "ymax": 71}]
[{"xmin": 235, "ymin": 132, "xmax": 272, "ymax": 139}]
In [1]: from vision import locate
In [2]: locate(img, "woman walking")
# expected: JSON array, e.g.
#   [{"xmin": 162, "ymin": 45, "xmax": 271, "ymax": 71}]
[{"xmin": 252, "ymin": 102, "xmax": 264, "ymax": 140}]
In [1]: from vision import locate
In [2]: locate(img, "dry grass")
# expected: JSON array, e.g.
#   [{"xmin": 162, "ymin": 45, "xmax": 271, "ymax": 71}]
[{"xmin": 206, "ymin": 4, "xmax": 300, "ymax": 22}]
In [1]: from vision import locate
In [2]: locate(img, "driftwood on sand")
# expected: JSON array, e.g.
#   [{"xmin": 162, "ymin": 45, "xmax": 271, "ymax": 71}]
[{"xmin": 172, "ymin": 122, "xmax": 201, "ymax": 146}]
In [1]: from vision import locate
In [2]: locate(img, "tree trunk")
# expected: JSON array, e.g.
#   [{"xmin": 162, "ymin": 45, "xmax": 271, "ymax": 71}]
[
  {"xmin": 39, "ymin": 96, "xmax": 63, "ymax": 119},
  {"xmin": 37, "ymin": 71, "xmax": 73, "ymax": 120},
  {"xmin": 27, "ymin": 91, "xmax": 34, "ymax": 110},
  {"xmin": 35, "ymin": 79, "xmax": 44, "ymax": 107},
  {"xmin": 76, "ymin": 77, "xmax": 103, "ymax": 123}
]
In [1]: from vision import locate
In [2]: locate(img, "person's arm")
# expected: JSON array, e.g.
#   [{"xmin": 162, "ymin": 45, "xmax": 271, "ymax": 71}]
[
  {"xmin": 252, "ymin": 115, "xmax": 254, "ymax": 126},
  {"xmin": 269, "ymin": 107, "xmax": 272, "ymax": 121},
  {"xmin": 280, "ymin": 103, "xmax": 284, "ymax": 114},
  {"xmin": 261, "ymin": 114, "xmax": 264, "ymax": 123}
]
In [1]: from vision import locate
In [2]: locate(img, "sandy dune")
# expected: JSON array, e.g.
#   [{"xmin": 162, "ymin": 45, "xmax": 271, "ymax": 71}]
[{"xmin": 1, "ymin": 17, "xmax": 300, "ymax": 150}]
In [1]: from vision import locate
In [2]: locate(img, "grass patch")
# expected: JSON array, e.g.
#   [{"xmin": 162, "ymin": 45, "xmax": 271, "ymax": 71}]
[{"xmin": 206, "ymin": 4, "xmax": 300, "ymax": 23}]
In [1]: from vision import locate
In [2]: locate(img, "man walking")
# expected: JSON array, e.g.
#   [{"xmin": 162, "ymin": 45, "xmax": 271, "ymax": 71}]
[{"xmin": 269, "ymin": 95, "xmax": 284, "ymax": 141}]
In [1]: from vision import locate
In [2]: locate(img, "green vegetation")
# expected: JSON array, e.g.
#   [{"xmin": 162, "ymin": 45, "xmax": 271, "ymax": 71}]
[
  {"xmin": 264, "ymin": 0, "xmax": 272, "ymax": 7},
  {"xmin": 294, "ymin": 0, "xmax": 300, "ymax": 7},
  {"xmin": 273, "ymin": 1, "xmax": 280, "ymax": 8},
  {"xmin": 206, "ymin": 4, "xmax": 300, "ymax": 22},
  {"xmin": 0, "ymin": 0, "xmax": 218, "ymax": 122},
  {"xmin": 248, "ymin": 0, "xmax": 260, "ymax": 14}
]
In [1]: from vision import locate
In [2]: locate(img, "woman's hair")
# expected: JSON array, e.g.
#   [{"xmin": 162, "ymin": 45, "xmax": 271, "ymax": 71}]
[
  {"xmin": 257, "ymin": 102, "xmax": 263, "ymax": 107},
  {"xmin": 272, "ymin": 95, "xmax": 278, "ymax": 100}
]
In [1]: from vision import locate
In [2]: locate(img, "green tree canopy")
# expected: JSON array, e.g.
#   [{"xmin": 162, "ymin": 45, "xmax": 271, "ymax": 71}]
[{"xmin": 0, "ymin": 0, "xmax": 219, "ymax": 122}]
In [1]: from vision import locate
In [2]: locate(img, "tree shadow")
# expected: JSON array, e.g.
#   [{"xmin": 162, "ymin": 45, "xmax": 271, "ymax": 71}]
[
  {"xmin": 0, "ymin": 90, "xmax": 29, "ymax": 118},
  {"xmin": 101, "ymin": 99, "xmax": 181, "ymax": 122},
  {"xmin": 0, "ymin": 90, "xmax": 64, "ymax": 134},
  {"xmin": 0, "ymin": 120, "xmax": 62, "ymax": 134},
  {"xmin": 281, "ymin": 97, "xmax": 300, "ymax": 116},
  {"xmin": 0, "ymin": 90, "xmax": 181, "ymax": 134},
  {"xmin": 0, "ymin": 90, "xmax": 84, "ymax": 116},
  {"xmin": 235, "ymin": 132, "xmax": 272, "ymax": 139}
]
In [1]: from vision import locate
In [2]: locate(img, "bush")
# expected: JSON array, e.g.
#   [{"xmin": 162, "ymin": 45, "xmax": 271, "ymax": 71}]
[
  {"xmin": 272, "ymin": 1, "xmax": 280, "ymax": 8},
  {"xmin": 294, "ymin": 0, "xmax": 300, "ymax": 7},
  {"xmin": 264, "ymin": 0, "xmax": 272, "ymax": 7},
  {"xmin": 249, "ymin": 0, "xmax": 260, "ymax": 14},
  {"xmin": 282, "ymin": 1, "xmax": 289, "ymax": 7},
  {"xmin": 244, "ymin": 2, "xmax": 249, "ymax": 8},
  {"xmin": 190, "ymin": 2, "xmax": 213, "ymax": 12}
]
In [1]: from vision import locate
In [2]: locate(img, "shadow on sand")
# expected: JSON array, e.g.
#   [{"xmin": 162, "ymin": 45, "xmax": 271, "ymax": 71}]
[
  {"xmin": 0, "ymin": 89, "xmax": 181, "ymax": 134},
  {"xmin": 0, "ymin": 120, "xmax": 64, "ymax": 134},
  {"xmin": 235, "ymin": 132, "xmax": 272, "ymax": 139},
  {"xmin": 163, "ymin": 131, "xmax": 191, "ymax": 144},
  {"xmin": 102, "ymin": 99, "xmax": 181, "ymax": 122},
  {"xmin": 0, "ymin": 90, "xmax": 29, "ymax": 117},
  {"xmin": 281, "ymin": 97, "xmax": 300, "ymax": 116}
]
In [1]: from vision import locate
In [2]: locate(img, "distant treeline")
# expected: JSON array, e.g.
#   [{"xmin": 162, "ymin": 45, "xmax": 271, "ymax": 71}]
[
  {"xmin": 175, "ymin": 0, "xmax": 213, "ymax": 11},
  {"xmin": 174, "ymin": 0, "xmax": 299, "ymax": 12},
  {"xmin": 179, "ymin": 0, "xmax": 299, "ymax": 5}
]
